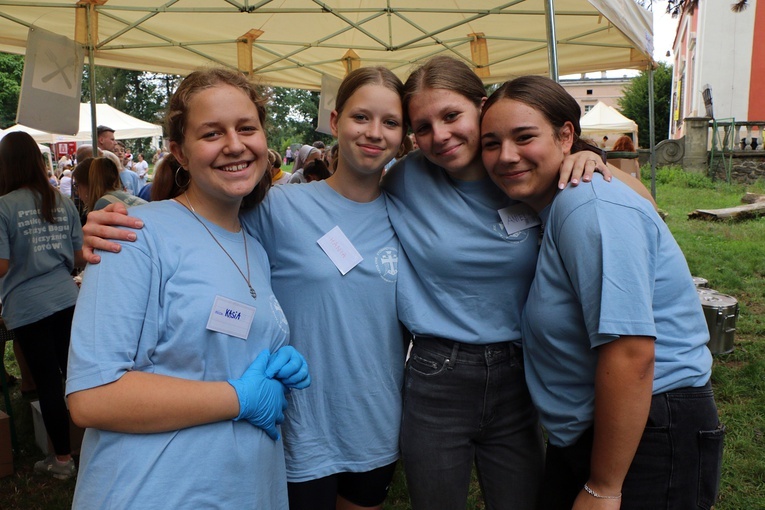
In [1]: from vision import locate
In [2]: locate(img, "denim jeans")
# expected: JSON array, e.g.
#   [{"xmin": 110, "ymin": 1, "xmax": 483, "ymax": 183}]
[
  {"xmin": 400, "ymin": 336, "xmax": 544, "ymax": 510},
  {"xmin": 540, "ymin": 381, "xmax": 725, "ymax": 510}
]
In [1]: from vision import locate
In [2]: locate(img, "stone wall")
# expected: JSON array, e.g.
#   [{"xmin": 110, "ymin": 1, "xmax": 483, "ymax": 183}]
[
  {"xmin": 653, "ymin": 116, "xmax": 765, "ymax": 184},
  {"xmin": 709, "ymin": 153, "xmax": 765, "ymax": 184}
]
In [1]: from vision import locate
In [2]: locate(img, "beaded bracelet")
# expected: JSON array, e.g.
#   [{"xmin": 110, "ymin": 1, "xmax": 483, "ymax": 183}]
[{"xmin": 583, "ymin": 483, "xmax": 622, "ymax": 500}]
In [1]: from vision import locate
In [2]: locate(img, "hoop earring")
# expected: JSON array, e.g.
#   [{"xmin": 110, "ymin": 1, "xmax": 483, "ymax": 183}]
[{"xmin": 175, "ymin": 166, "xmax": 190, "ymax": 189}]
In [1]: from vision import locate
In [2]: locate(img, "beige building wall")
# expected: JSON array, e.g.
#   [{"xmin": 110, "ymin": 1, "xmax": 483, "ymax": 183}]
[{"xmin": 560, "ymin": 74, "xmax": 632, "ymax": 114}]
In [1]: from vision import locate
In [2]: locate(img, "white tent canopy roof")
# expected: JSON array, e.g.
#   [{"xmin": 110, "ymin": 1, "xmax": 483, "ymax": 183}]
[
  {"xmin": 580, "ymin": 101, "xmax": 638, "ymax": 139},
  {"xmin": 0, "ymin": 103, "xmax": 162, "ymax": 144},
  {"xmin": 0, "ymin": 0, "xmax": 653, "ymax": 90}
]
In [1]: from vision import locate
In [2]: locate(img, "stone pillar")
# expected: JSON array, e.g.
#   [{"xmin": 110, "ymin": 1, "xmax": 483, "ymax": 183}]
[{"xmin": 683, "ymin": 117, "xmax": 711, "ymax": 173}]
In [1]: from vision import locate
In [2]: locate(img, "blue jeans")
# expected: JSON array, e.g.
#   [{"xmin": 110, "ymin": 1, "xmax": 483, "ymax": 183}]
[
  {"xmin": 540, "ymin": 381, "xmax": 724, "ymax": 510},
  {"xmin": 400, "ymin": 336, "xmax": 544, "ymax": 510}
]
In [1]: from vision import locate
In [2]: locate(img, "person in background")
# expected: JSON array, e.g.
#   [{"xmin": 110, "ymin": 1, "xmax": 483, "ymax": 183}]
[
  {"xmin": 47, "ymin": 171, "xmax": 59, "ymax": 188},
  {"xmin": 59, "ymin": 169, "xmax": 73, "ymax": 197},
  {"xmin": 285, "ymin": 146, "xmax": 293, "ymax": 165},
  {"xmin": 288, "ymin": 145, "xmax": 322, "ymax": 183},
  {"xmin": 480, "ymin": 75, "xmax": 723, "ymax": 510},
  {"xmin": 96, "ymin": 125, "xmax": 116, "ymax": 152},
  {"xmin": 269, "ymin": 149, "xmax": 291, "ymax": 185},
  {"xmin": 82, "ymin": 157, "xmax": 147, "ymax": 212},
  {"xmin": 609, "ymin": 135, "xmax": 641, "ymax": 179},
  {"xmin": 302, "ymin": 159, "xmax": 331, "ymax": 182},
  {"xmin": 134, "ymin": 153, "xmax": 149, "ymax": 189},
  {"xmin": 66, "ymin": 67, "xmax": 309, "ymax": 509},
  {"xmin": 0, "ymin": 131, "xmax": 85, "ymax": 480},
  {"xmin": 601, "ymin": 135, "xmax": 609, "ymax": 149}
]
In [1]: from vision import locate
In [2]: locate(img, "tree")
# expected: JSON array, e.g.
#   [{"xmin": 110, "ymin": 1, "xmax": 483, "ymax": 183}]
[
  {"xmin": 618, "ymin": 62, "xmax": 673, "ymax": 148},
  {"xmin": 81, "ymin": 67, "xmax": 181, "ymax": 155},
  {"xmin": 264, "ymin": 86, "xmax": 333, "ymax": 155},
  {"xmin": 0, "ymin": 53, "xmax": 23, "ymax": 129},
  {"xmin": 637, "ymin": 1, "xmax": 749, "ymax": 15}
]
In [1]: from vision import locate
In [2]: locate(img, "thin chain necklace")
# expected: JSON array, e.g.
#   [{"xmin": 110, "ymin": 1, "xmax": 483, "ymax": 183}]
[{"xmin": 182, "ymin": 192, "xmax": 257, "ymax": 300}]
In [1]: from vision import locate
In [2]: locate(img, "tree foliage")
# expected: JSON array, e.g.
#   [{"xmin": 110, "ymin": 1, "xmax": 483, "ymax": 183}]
[
  {"xmin": 0, "ymin": 53, "xmax": 23, "ymax": 129},
  {"xmin": 618, "ymin": 62, "xmax": 673, "ymax": 148},
  {"xmin": 637, "ymin": 0, "xmax": 749, "ymax": 16},
  {"xmin": 264, "ymin": 86, "xmax": 334, "ymax": 156},
  {"xmin": 81, "ymin": 67, "xmax": 181, "ymax": 154}
]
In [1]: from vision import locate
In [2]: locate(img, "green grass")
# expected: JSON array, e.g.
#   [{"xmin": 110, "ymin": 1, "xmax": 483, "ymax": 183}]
[{"xmin": 2, "ymin": 166, "xmax": 764, "ymax": 509}]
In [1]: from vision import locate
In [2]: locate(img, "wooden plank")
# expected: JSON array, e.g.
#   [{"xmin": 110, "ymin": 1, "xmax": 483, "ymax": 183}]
[{"xmin": 688, "ymin": 202, "xmax": 765, "ymax": 220}]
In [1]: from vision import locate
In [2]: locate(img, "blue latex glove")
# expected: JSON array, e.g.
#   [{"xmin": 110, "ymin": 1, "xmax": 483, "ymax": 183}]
[
  {"xmin": 228, "ymin": 349, "xmax": 288, "ymax": 440},
  {"xmin": 266, "ymin": 345, "xmax": 311, "ymax": 390}
]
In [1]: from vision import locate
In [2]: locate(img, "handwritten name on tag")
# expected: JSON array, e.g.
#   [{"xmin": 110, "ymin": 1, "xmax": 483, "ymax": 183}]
[
  {"xmin": 317, "ymin": 226, "xmax": 363, "ymax": 275},
  {"xmin": 207, "ymin": 295, "xmax": 256, "ymax": 340},
  {"xmin": 498, "ymin": 204, "xmax": 541, "ymax": 235}
]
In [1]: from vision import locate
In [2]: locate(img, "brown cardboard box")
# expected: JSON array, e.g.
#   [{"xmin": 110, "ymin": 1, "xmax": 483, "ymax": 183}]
[
  {"xmin": 30, "ymin": 400, "xmax": 84, "ymax": 456},
  {"xmin": 0, "ymin": 411, "xmax": 13, "ymax": 478}
]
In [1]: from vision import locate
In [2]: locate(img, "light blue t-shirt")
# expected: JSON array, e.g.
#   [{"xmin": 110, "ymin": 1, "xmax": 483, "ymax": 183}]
[
  {"xmin": 523, "ymin": 175, "xmax": 713, "ymax": 447},
  {"xmin": 0, "ymin": 189, "xmax": 82, "ymax": 329},
  {"xmin": 119, "ymin": 170, "xmax": 141, "ymax": 195},
  {"xmin": 67, "ymin": 200, "xmax": 290, "ymax": 509},
  {"xmin": 382, "ymin": 150, "xmax": 540, "ymax": 344},
  {"xmin": 243, "ymin": 181, "xmax": 404, "ymax": 482}
]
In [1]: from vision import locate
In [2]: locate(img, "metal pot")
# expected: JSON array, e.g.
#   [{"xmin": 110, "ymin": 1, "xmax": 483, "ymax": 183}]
[{"xmin": 699, "ymin": 293, "xmax": 738, "ymax": 355}]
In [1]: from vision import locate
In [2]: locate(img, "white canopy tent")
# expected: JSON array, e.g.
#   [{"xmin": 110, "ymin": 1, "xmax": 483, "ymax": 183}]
[
  {"xmin": 0, "ymin": 0, "xmax": 653, "ymax": 90},
  {"xmin": 0, "ymin": 0, "xmax": 659, "ymax": 195},
  {"xmin": 0, "ymin": 127, "xmax": 56, "ymax": 169},
  {"xmin": 580, "ymin": 101, "xmax": 639, "ymax": 146},
  {"xmin": 0, "ymin": 103, "xmax": 162, "ymax": 144}
]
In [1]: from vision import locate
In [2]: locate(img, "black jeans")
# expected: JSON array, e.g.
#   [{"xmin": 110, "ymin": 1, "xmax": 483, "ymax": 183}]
[
  {"xmin": 14, "ymin": 306, "xmax": 75, "ymax": 456},
  {"xmin": 540, "ymin": 382, "xmax": 725, "ymax": 510}
]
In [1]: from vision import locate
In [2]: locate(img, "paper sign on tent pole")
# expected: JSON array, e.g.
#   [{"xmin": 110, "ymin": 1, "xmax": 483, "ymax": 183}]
[{"xmin": 17, "ymin": 27, "xmax": 83, "ymax": 136}]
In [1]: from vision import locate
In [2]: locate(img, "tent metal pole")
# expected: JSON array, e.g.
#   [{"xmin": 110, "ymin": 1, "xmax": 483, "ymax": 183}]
[
  {"xmin": 648, "ymin": 65, "xmax": 656, "ymax": 199},
  {"xmin": 87, "ymin": 2, "xmax": 98, "ymax": 150},
  {"xmin": 544, "ymin": 0, "xmax": 559, "ymax": 81}
]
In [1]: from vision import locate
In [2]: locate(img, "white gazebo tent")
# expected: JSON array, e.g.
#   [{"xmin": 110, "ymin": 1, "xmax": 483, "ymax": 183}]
[
  {"xmin": 1, "ymin": 103, "xmax": 162, "ymax": 144},
  {"xmin": 0, "ymin": 127, "xmax": 56, "ymax": 170},
  {"xmin": 0, "ymin": 0, "xmax": 659, "ymax": 194},
  {"xmin": 581, "ymin": 101, "xmax": 639, "ymax": 147}
]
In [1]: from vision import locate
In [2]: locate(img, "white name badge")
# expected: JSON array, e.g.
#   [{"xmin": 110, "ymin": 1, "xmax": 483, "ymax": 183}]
[
  {"xmin": 317, "ymin": 225, "xmax": 363, "ymax": 275},
  {"xmin": 498, "ymin": 204, "xmax": 541, "ymax": 235},
  {"xmin": 207, "ymin": 295, "xmax": 256, "ymax": 340}
]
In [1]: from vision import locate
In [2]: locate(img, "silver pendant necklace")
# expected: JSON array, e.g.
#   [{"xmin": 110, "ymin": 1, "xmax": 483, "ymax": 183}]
[{"xmin": 183, "ymin": 192, "xmax": 257, "ymax": 300}]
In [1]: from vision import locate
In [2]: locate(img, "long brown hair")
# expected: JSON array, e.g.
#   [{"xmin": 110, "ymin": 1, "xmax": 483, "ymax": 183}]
[
  {"xmin": 166, "ymin": 67, "xmax": 270, "ymax": 210},
  {"xmin": 85, "ymin": 157, "xmax": 123, "ymax": 212},
  {"xmin": 150, "ymin": 153, "xmax": 184, "ymax": 202},
  {"xmin": 0, "ymin": 131, "xmax": 59, "ymax": 223},
  {"xmin": 482, "ymin": 75, "xmax": 593, "ymax": 155}
]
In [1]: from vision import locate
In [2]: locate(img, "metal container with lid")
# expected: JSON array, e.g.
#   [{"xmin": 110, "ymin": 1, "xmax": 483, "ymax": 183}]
[{"xmin": 698, "ymin": 292, "xmax": 738, "ymax": 355}]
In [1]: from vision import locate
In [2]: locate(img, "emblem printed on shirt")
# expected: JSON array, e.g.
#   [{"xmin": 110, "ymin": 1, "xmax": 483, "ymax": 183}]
[
  {"xmin": 269, "ymin": 295, "xmax": 290, "ymax": 335},
  {"xmin": 375, "ymin": 247, "xmax": 398, "ymax": 283},
  {"xmin": 492, "ymin": 222, "xmax": 532, "ymax": 243}
]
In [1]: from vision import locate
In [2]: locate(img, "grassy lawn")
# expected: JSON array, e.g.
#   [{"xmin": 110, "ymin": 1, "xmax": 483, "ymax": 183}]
[{"xmin": 1, "ymin": 166, "xmax": 764, "ymax": 509}]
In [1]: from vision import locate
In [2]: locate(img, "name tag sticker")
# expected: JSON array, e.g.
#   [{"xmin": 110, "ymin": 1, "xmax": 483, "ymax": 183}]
[
  {"xmin": 498, "ymin": 204, "xmax": 541, "ymax": 235},
  {"xmin": 207, "ymin": 295, "xmax": 256, "ymax": 340},
  {"xmin": 317, "ymin": 226, "xmax": 363, "ymax": 275}
]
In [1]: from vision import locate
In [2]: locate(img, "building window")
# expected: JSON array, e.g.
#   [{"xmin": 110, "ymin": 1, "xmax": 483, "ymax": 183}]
[
  {"xmin": 584, "ymin": 104, "xmax": 594, "ymax": 113},
  {"xmin": 586, "ymin": 89, "xmax": 593, "ymax": 95}
]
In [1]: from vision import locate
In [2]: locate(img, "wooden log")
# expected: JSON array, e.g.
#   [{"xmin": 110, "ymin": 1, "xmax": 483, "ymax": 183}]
[
  {"xmin": 741, "ymin": 193, "xmax": 765, "ymax": 204},
  {"xmin": 688, "ymin": 201, "xmax": 765, "ymax": 220}
]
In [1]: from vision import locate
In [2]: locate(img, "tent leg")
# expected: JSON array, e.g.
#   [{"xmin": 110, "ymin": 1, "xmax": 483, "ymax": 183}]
[
  {"xmin": 648, "ymin": 65, "xmax": 656, "ymax": 200},
  {"xmin": 87, "ymin": 3, "xmax": 98, "ymax": 150},
  {"xmin": 544, "ymin": 0, "xmax": 559, "ymax": 82}
]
